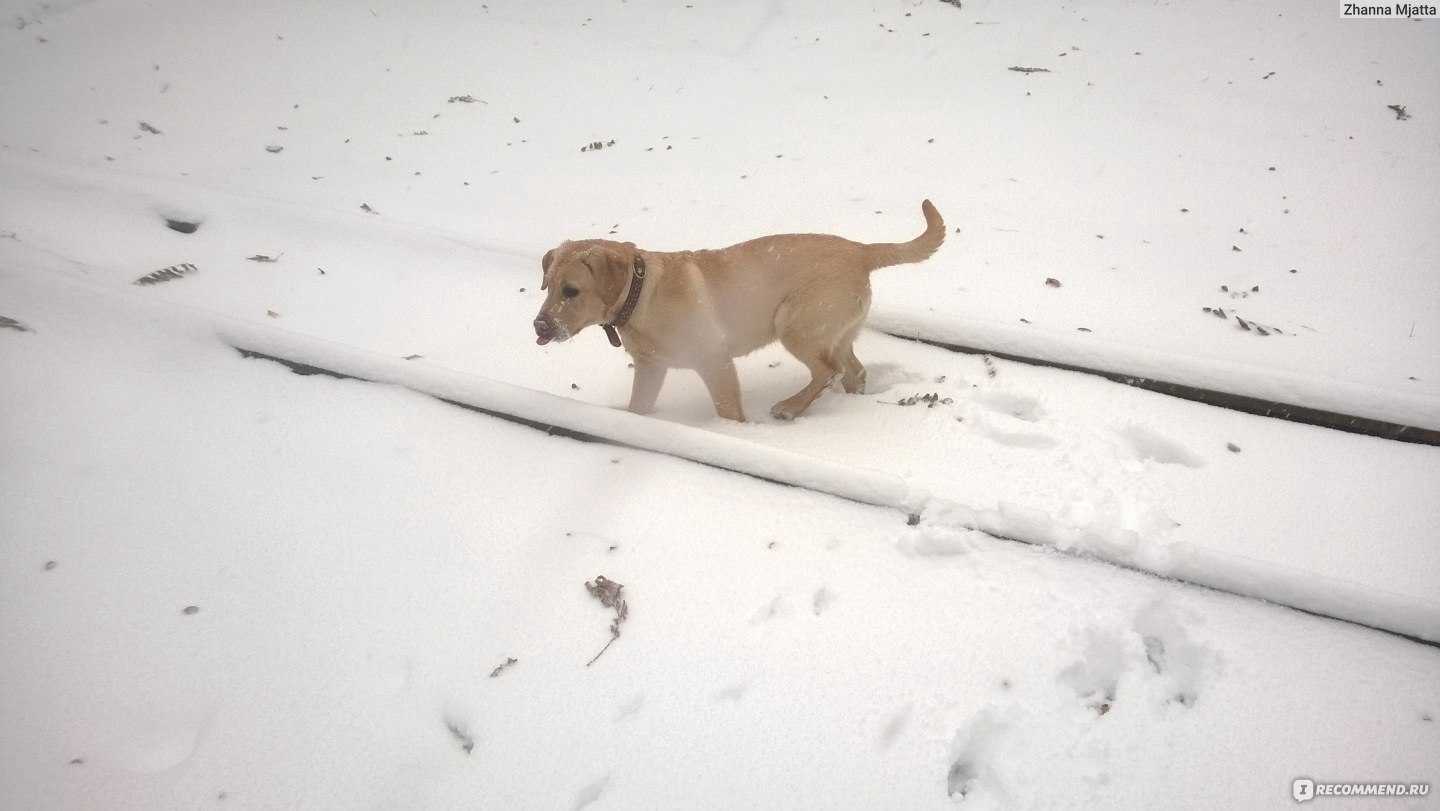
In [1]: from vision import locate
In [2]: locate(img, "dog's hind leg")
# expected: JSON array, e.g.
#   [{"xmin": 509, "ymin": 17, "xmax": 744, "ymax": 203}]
[
  {"xmin": 838, "ymin": 340, "xmax": 866, "ymax": 394},
  {"xmin": 770, "ymin": 344, "xmax": 837, "ymax": 421},
  {"xmin": 837, "ymin": 285, "xmax": 871, "ymax": 394},
  {"xmin": 770, "ymin": 285, "xmax": 866, "ymax": 420}
]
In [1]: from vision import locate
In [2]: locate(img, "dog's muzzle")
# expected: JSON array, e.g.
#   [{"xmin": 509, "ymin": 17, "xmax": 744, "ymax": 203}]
[
  {"xmin": 533, "ymin": 315, "xmax": 556, "ymax": 345},
  {"xmin": 534, "ymin": 315, "xmax": 572, "ymax": 345}
]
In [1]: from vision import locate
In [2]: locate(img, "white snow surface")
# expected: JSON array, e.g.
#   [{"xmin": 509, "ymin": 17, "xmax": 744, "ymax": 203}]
[
  {"xmin": 4, "ymin": 157, "xmax": 1438, "ymax": 643},
  {"xmin": 0, "ymin": 0, "xmax": 1436, "ymax": 426},
  {"xmin": 2, "ymin": 0, "xmax": 1440, "ymax": 808},
  {"xmin": 5, "ymin": 255, "xmax": 1440, "ymax": 811}
]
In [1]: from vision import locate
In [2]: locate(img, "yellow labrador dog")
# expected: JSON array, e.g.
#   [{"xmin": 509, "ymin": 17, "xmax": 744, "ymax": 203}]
[{"xmin": 533, "ymin": 200, "xmax": 944, "ymax": 422}]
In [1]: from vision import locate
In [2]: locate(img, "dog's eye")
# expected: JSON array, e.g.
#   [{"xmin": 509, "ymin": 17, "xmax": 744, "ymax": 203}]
[{"xmin": 562, "ymin": 285, "xmax": 580, "ymax": 299}]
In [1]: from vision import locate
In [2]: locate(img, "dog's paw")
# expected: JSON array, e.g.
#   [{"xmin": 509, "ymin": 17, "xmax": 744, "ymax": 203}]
[{"xmin": 769, "ymin": 403, "xmax": 799, "ymax": 421}]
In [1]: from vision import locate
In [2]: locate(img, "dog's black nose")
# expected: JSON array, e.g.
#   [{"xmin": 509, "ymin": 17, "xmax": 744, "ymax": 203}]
[{"xmin": 533, "ymin": 316, "xmax": 553, "ymax": 335}]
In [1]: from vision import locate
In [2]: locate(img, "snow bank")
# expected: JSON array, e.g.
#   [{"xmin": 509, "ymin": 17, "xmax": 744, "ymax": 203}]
[
  {"xmin": 108, "ymin": 282, "xmax": 1440, "ymax": 643},
  {"xmin": 868, "ymin": 307, "xmax": 1440, "ymax": 434},
  {"xmin": 224, "ymin": 315, "xmax": 923, "ymax": 515}
]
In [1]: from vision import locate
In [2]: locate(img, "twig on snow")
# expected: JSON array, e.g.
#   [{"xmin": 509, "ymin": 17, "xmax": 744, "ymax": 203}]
[{"xmin": 584, "ymin": 576, "xmax": 628, "ymax": 667}]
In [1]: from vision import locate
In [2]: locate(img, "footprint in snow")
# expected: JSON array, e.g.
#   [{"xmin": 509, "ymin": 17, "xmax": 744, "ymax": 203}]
[
  {"xmin": 752, "ymin": 594, "xmax": 790, "ymax": 623},
  {"xmin": 112, "ymin": 716, "xmax": 212, "ymax": 774},
  {"xmin": 713, "ymin": 683, "xmax": 749, "ymax": 702},
  {"xmin": 1058, "ymin": 628, "xmax": 1126, "ymax": 715},
  {"xmin": 444, "ymin": 715, "xmax": 476, "ymax": 755},
  {"xmin": 976, "ymin": 423, "xmax": 1059, "ymax": 451},
  {"xmin": 947, "ymin": 759, "xmax": 979, "ymax": 801},
  {"xmin": 811, "ymin": 586, "xmax": 835, "ymax": 615},
  {"xmin": 945, "ymin": 708, "xmax": 1010, "ymax": 802},
  {"xmin": 1060, "ymin": 599, "xmax": 1218, "ymax": 714},
  {"xmin": 899, "ymin": 524, "xmax": 979, "ymax": 558},
  {"xmin": 1116, "ymin": 424, "xmax": 1205, "ymax": 468},
  {"xmin": 572, "ymin": 774, "xmax": 609, "ymax": 811},
  {"xmin": 878, "ymin": 703, "xmax": 913, "ymax": 749},
  {"xmin": 863, "ymin": 362, "xmax": 925, "ymax": 394},
  {"xmin": 973, "ymin": 390, "xmax": 1045, "ymax": 422},
  {"xmin": 154, "ymin": 206, "xmax": 204, "ymax": 234},
  {"xmin": 1133, "ymin": 599, "xmax": 1217, "ymax": 707},
  {"xmin": 614, "ymin": 693, "xmax": 645, "ymax": 722}
]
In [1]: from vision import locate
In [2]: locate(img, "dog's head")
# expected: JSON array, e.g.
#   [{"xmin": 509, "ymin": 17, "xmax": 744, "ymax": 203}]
[{"xmin": 532, "ymin": 239, "xmax": 637, "ymax": 345}]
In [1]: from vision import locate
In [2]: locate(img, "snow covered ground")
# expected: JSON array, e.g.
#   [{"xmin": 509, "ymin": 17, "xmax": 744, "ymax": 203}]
[
  {"xmin": 2, "ymin": 0, "xmax": 1439, "ymax": 808},
  {"xmin": 6, "ymin": 267, "xmax": 1440, "ymax": 810},
  {"xmin": 1, "ymin": 0, "xmax": 1435, "ymax": 425},
  {"xmin": 5, "ymin": 157, "xmax": 1438, "ymax": 643}
]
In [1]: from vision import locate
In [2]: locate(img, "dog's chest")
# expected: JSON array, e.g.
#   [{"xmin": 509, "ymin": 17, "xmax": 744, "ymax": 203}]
[
  {"xmin": 621, "ymin": 322, "xmax": 720, "ymax": 369},
  {"xmin": 619, "ymin": 326, "xmax": 671, "ymax": 365}
]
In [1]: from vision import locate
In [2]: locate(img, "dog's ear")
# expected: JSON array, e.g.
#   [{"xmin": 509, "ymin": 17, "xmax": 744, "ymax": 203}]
[
  {"xmin": 540, "ymin": 249, "xmax": 556, "ymax": 290},
  {"xmin": 597, "ymin": 244, "xmax": 636, "ymax": 305}
]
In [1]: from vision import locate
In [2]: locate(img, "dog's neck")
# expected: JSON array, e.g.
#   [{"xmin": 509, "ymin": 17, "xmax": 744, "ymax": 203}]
[{"xmin": 602, "ymin": 253, "xmax": 647, "ymax": 348}]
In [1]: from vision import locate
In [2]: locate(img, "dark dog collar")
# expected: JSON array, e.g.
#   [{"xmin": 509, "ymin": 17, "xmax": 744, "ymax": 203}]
[{"xmin": 602, "ymin": 254, "xmax": 646, "ymax": 348}]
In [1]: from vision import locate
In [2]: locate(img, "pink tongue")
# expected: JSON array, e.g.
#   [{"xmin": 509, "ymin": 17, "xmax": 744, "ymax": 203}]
[{"xmin": 536, "ymin": 335, "xmax": 552, "ymax": 345}]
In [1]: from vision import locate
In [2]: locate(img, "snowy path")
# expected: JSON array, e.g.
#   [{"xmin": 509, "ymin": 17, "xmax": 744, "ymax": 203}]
[
  {"xmin": 4, "ymin": 267, "xmax": 1439, "ymax": 810},
  {"xmin": 4, "ymin": 157, "xmax": 1438, "ymax": 641}
]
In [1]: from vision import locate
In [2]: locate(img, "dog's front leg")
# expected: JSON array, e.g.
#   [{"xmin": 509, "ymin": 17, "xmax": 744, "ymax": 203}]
[
  {"xmin": 628, "ymin": 359, "xmax": 668, "ymax": 415},
  {"xmin": 696, "ymin": 359, "xmax": 746, "ymax": 422}
]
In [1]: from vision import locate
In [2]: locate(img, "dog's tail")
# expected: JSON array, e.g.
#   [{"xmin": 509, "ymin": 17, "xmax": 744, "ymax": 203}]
[{"xmin": 863, "ymin": 199, "xmax": 945, "ymax": 270}]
